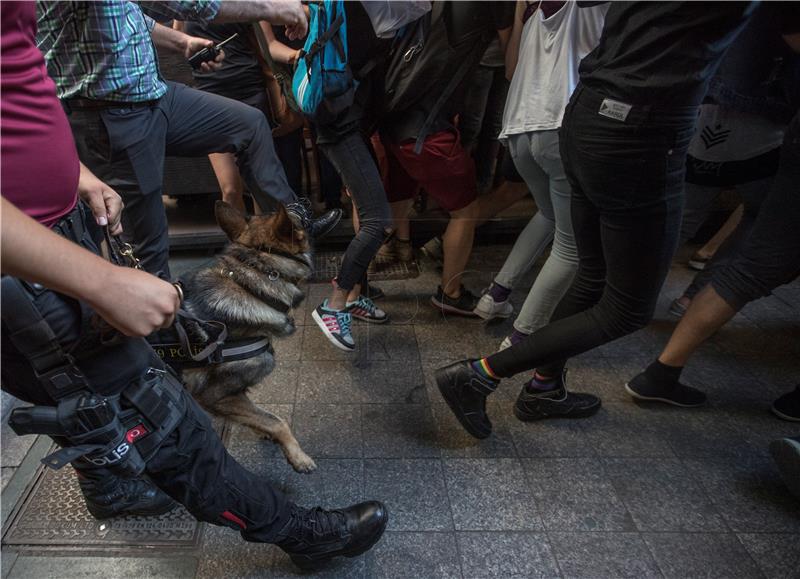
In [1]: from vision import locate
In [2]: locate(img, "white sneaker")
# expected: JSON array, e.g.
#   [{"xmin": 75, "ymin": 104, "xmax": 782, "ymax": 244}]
[
  {"xmin": 499, "ymin": 336, "xmax": 512, "ymax": 352},
  {"xmin": 474, "ymin": 292, "xmax": 513, "ymax": 321}
]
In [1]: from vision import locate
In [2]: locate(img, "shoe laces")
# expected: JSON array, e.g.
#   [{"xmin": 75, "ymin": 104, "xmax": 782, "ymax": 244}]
[
  {"xmin": 336, "ymin": 310, "xmax": 352, "ymax": 335},
  {"xmin": 353, "ymin": 295, "xmax": 377, "ymax": 315},
  {"xmin": 288, "ymin": 505, "xmax": 348, "ymax": 541}
]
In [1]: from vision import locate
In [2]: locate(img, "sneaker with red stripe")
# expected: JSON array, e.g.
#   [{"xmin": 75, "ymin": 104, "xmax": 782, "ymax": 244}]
[
  {"xmin": 312, "ymin": 300, "xmax": 355, "ymax": 351},
  {"xmin": 345, "ymin": 295, "xmax": 388, "ymax": 324}
]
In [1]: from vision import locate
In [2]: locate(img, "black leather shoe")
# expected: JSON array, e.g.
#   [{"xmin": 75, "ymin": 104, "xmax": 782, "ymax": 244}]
[
  {"xmin": 435, "ymin": 360, "xmax": 498, "ymax": 439},
  {"xmin": 276, "ymin": 501, "xmax": 388, "ymax": 570},
  {"xmin": 514, "ymin": 370, "xmax": 601, "ymax": 421},
  {"xmin": 78, "ymin": 474, "xmax": 177, "ymax": 520},
  {"xmin": 286, "ymin": 199, "xmax": 342, "ymax": 240}
]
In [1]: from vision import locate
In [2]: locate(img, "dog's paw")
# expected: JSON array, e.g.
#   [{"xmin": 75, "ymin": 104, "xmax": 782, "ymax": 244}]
[{"xmin": 288, "ymin": 451, "xmax": 317, "ymax": 474}]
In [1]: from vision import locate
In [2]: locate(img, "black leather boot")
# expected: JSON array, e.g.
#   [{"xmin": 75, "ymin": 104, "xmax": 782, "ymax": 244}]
[
  {"xmin": 77, "ymin": 471, "xmax": 177, "ymax": 520},
  {"xmin": 275, "ymin": 501, "xmax": 388, "ymax": 570},
  {"xmin": 435, "ymin": 360, "xmax": 498, "ymax": 439},
  {"xmin": 286, "ymin": 198, "xmax": 343, "ymax": 240}
]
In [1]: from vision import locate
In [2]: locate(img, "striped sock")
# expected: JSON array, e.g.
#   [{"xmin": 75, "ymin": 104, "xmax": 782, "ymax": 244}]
[
  {"xmin": 471, "ymin": 358, "xmax": 500, "ymax": 381},
  {"xmin": 526, "ymin": 371, "xmax": 558, "ymax": 392}
]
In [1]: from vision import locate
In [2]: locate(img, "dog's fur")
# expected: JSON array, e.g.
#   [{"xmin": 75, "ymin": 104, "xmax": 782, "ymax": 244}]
[{"xmin": 180, "ymin": 201, "xmax": 316, "ymax": 473}]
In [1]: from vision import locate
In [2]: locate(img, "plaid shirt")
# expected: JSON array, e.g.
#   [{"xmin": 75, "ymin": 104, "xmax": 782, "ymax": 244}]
[{"xmin": 36, "ymin": 1, "xmax": 220, "ymax": 103}]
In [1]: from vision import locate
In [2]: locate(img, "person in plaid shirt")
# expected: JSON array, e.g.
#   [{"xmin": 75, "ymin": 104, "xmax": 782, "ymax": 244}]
[{"xmin": 36, "ymin": 0, "xmax": 341, "ymax": 278}]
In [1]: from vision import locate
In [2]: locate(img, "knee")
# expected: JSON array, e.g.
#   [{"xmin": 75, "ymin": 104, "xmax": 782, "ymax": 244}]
[{"xmin": 599, "ymin": 289, "xmax": 655, "ymax": 339}]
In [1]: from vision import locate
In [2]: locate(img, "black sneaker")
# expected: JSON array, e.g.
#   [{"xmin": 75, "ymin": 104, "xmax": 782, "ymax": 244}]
[
  {"xmin": 514, "ymin": 370, "xmax": 601, "ymax": 421},
  {"xmin": 431, "ymin": 285, "xmax": 479, "ymax": 316},
  {"xmin": 286, "ymin": 199, "xmax": 342, "ymax": 240},
  {"xmin": 435, "ymin": 360, "xmax": 498, "ymax": 439},
  {"xmin": 78, "ymin": 474, "xmax": 177, "ymax": 520},
  {"xmin": 275, "ymin": 501, "xmax": 388, "ymax": 570},
  {"xmin": 770, "ymin": 437, "xmax": 800, "ymax": 499},
  {"xmin": 364, "ymin": 281, "xmax": 385, "ymax": 301},
  {"xmin": 625, "ymin": 371, "xmax": 707, "ymax": 408},
  {"xmin": 771, "ymin": 385, "xmax": 800, "ymax": 421}
]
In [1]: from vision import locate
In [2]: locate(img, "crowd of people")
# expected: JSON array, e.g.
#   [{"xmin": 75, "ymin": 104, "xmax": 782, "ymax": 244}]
[{"xmin": 1, "ymin": 0, "xmax": 799, "ymax": 570}]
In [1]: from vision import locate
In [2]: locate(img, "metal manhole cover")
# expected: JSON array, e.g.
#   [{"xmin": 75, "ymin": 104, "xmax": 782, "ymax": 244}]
[
  {"xmin": 3, "ymin": 423, "xmax": 229, "ymax": 551},
  {"xmin": 311, "ymin": 252, "xmax": 420, "ymax": 283}
]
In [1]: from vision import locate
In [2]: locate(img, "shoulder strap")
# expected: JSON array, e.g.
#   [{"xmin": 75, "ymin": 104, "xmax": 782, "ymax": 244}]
[{"xmin": 1, "ymin": 277, "xmax": 91, "ymax": 400}]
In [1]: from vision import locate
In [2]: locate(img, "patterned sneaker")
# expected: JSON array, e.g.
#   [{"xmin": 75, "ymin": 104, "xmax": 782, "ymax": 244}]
[
  {"xmin": 346, "ymin": 295, "xmax": 389, "ymax": 324},
  {"xmin": 312, "ymin": 300, "xmax": 355, "ymax": 351}
]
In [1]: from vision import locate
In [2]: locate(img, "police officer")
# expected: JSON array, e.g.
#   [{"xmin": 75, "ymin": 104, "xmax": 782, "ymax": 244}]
[{"xmin": 0, "ymin": 2, "xmax": 386, "ymax": 570}]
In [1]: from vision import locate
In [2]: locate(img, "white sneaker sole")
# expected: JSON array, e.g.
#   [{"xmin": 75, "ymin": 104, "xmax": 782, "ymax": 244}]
[
  {"xmin": 624, "ymin": 382, "xmax": 707, "ymax": 408},
  {"xmin": 312, "ymin": 310, "xmax": 355, "ymax": 351},
  {"xmin": 474, "ymin": 304, "xmax": 513, "ymax": 321}
]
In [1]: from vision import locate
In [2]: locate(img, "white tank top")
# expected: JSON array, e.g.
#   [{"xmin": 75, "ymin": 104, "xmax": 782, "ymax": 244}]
[{"xmin": 499, "ymin": 2, "xmax": 607, "ymax": 140}]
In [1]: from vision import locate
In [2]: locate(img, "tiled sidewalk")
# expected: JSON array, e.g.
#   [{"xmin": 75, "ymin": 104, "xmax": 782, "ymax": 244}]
[{"xmin": 2, "ymin": 245, "xmax": 799, "ymax": 578}]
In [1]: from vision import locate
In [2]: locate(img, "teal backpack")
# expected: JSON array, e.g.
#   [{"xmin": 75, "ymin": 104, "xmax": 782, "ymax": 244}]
[{"xmin": 292, "ymin": 0, "xmax": 355, "ymax": 123}]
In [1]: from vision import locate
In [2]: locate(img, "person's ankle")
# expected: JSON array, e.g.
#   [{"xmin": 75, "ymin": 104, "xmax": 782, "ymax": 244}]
[
  {"xmin": 471, "ymin": 358, "xmax": 500, "ymax": 382},
  {"xmin": 525, "ymin": 370, "xmax": 558, "ymax": 393},
  {"xmin": 646, "ymin": 358, "xmax": 683, "ymax": 385},
  {"xmin": 444, "ymin": 286, "xmax": 461, "ymax": 300}
]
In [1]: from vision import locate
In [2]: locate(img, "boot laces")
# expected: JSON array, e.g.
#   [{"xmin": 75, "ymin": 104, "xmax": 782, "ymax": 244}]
[{"xmin": 290, "ymin": 505, "xmax": 348, "ymax": 541}]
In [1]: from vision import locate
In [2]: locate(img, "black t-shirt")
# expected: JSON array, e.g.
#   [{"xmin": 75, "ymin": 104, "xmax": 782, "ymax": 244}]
[
  {"xmin": 579, "ymin": 1, "xmax": 757, "ymax": 107},
  {"xmin": 183, "ymin": 22, "xmax": 265, "ymax": 100}
]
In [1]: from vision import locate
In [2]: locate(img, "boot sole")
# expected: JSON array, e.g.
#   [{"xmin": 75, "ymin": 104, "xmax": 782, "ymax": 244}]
[
  {"xmin": 771, "ymin": 405, "xmax": 800, "ymax": 422},
  {"xmin": 769, "ymin": 438, "xmax": 800, "ymax": 499},
  {"xmin": 312, "ymin": 310, "xmax": 355, "ymax": 352},
  {"xmin": 289, "ymin": 509, "xmax": 389, "ymax": 570},
  {"xmin": 624, "ymin": 383, "xmax": 707, "ymax": 408},
  {"xmin": 431, "ymin": 297, "xmax": 479, "ymax": 317},
  {"xmin": 513, "ymin": 398, "xmax": 602, "ymax": 422},
  {"xmin": 435, "ymin": 369, "xmax": 491, "ymax": 439}
]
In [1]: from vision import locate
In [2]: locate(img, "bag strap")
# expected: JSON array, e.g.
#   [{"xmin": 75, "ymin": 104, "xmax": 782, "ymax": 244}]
[{"xmin": 1, "ymin": 276, "xmax": 91, "ymax": 400}]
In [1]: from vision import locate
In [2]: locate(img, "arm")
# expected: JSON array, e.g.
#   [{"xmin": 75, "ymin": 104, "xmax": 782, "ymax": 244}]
[
  {"xmin": 149, "ymin": 22, "xmax": 224, "ymax": 72},
  {"xmin": 259, "ymin": 21, "xmax": 302, "ymax": 65},
  {"xmin": 78, "ymin": 163, "xmax": 124, "ymax": 235},
  {"xmin": 1, "ymin": 197, "xmax": 180, "ymax": 337},
  {"xmin": 505, "ymin": 1, "xmax": 527, "ymax": 81}
]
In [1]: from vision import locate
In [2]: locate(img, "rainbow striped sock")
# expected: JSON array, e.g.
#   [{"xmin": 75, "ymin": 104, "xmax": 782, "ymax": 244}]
[{"xmin": 471, "ymin": 358, "xmax": 499, "ymax": 381}]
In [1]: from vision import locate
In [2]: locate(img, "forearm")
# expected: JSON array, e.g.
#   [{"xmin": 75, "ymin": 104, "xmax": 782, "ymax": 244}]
[
  {"xmin": 259, "ymin": 21, "xmax": 300, "ymax": 64},
  {"xmin": 150, "ymin": 21, "xmax": 191, "ymax": 53},
  {"xmin": 213, "ymin": 0, "xmax": 304, "ymax": 28},
  {"xmin": 1, "ymin": 197, "xmax": 116, "ymax": 304}
]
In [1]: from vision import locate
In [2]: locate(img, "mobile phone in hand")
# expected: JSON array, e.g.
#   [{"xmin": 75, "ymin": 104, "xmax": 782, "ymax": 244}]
[{"xmin": 188, "ymin": 33, "xmax": 238, "ymax": 70}]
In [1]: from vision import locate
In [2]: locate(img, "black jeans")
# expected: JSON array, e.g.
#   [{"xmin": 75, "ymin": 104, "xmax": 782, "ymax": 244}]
[
  {"xmin": 320, "ymin": 131, "xmax": 392, "ymax": 291},
  {"xmin": 712, "ymin": 111, "xmax": 800, "ymax": 310},
  {"xmin": 1, "ymin": 207, "xmax": 292, "ymax": 542},
  {"xmin": 66, "ymin": 81, "xmax": 298, "ymax": 277},
  {"xmin": 486, "ymin": 84, "xmax": 696, "ymax": 378}
]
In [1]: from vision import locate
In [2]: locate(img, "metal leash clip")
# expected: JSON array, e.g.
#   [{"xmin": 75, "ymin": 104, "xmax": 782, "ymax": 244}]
[{"xmin": 103, "ymin": 226, "xmax": 142, "ymax": 270}]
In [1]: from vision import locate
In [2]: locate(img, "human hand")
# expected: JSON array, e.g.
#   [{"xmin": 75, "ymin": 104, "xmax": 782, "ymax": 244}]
[
  {"xmin": 89, "ymin": 267, "xmax": 181, "ymax": 337},
  {"xmin": 78, "ymin": 163, "xmax": 124, "ymax": 235},
  {"xmin": 275, "ymin": 0, "xmax": 308, "ymax": 40},
  {"xmin": 184, "ymin": 36, "xmax": 225, "ymax": 72}
]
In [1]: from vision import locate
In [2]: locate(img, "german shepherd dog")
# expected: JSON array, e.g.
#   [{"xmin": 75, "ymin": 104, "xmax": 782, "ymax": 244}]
[{"xmin": 178, "ymin": 201, "xmax": 316, "ymax": 473}]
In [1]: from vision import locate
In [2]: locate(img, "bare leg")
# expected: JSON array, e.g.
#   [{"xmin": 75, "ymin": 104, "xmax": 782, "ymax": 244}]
[
  {"xmin": 209, "ymin": 153, "xmax": 247, "ymax": 213},
  {"xmin": 475, "ymin": 180, "xmax": 529, "ymax": 227},
  {"xmin": 390, "ymin": 198, "xmax": 414, "ymax": 240},
  {"xmin": 658, "ymin": 284, "xmax": 736, "ymax": 367},
  {"xmin": 694, "ymin": 204, "xmax": 743, "ymax": 260},
  {"xmin": 441, "ymin": 200, "xmax": 480, "ymax": 297}
]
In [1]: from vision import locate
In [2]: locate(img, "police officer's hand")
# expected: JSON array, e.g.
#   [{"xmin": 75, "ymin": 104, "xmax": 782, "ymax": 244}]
[
  {"xmin": 90, "ymin": 268, "xmax": 181, "ymax": 337},
  {"xmin": 275, "ymin": 0, "xmax": 308, "ymax": 40},
  {"xmin": 78, "ymin": 163, "xmax": 124, "ymax": 235},
  {"xmin": 184, "ymin": 36, "xmax": 225, "ymax": 72}
]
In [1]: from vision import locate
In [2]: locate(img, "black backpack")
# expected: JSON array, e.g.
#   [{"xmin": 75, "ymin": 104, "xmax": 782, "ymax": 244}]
[{"xmin": 383, "ymin": 1, "xmax": 494, "ymax": 153}]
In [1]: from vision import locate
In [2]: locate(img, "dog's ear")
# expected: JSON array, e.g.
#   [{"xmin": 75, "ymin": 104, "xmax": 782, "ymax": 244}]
[
  {"xmin": 274, "ymin": 204, "xmax": 306, "ymax": 244},
  {"xmin": 215, "ymin": 200, "xmax": 248, "ymax": 241}
]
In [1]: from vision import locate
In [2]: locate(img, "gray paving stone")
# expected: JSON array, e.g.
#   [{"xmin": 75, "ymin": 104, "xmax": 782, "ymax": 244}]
[
  {"xmin": 362, "ymin": 405, "xmax": 441, "ymax": 458},
  {"xmin": 456, "ymin": 532, "xmax": 560, "ymax": 578},
  {"xmin": 603, "ymin": 458, "xmax": 726, "ymax": 532},
  {"xmin": 1, "ymin": 419, "xmax": 35, "ymax": 469},
  {"xmin": 296, "ymin": 361, "xmax": 363, "ymax": 403},
  {"xmin": 415, "ymin": 323, "xmax": 487, "ymax": 361},
  {"xmin": 738, "ymin": 533, "xmax": 800, "ymax": 579},
  {"xmin": 198, "ymin": 524, "xmax": 364, "ymax": 579},
  {"xmin": 652, "ymin": 406, "xmax": 759, "ymax": 459},
  {"xmin": 364, "ymin": 459, "xmax": 452, "ymax": 531},
  {"xmin": 1, "ymin": 467, "xmax": 16, "ymax": 493},
  {"xmin": 522, "ymin": 459, "xmax": 635, "ymax": 532},
  {"xmin": 643, "ymin": 533, "xmax": 764, "ymax": 578},
  {"xmin": 565, "ymin": 357, "xmax": 632, "ymax": 403},
  {"xmin": 292, "ymin": 404, "xmax": 363, "ymax": 458},
  {"xmin": 8, "ymin": 555, "xmax": 197, "ymax": 579},
  {"xmin": 226, "ymin": 404, "xmax": 297, "ymax": 462},
  {"xmin": 549, "ymin": 532, "xmax": 661, "ymax": 579},
  {"xmin": 249, "ymin": 360, "xmax": 300, "ymax": 404},
  {"xmin": 580, "ymin": 403, "xmax": 676, "ymax": 458},
  {"xmin": 509, "ymin": 418, "xmax": 596, "ymax": 459},
  {"xmin": 430, "ymin": 398, "xmax": 518, "ymax": 459},
  {"xmin": 1, "ymin": 551, "xmax": 18, "ymax": 579},
  {"xmin": 683, "ymin": 456, "xmax": 800, "ymax": 533},
  {"xmin": 364, "ymin": 531, "xmax": 462, "ymax": 579},
  {"xmin": 356, "ymin": 361, "xmax": 428, "ymax": 404},
  {"xmin": 444, "ymin": 458, "xmax": 543, "ymax": 531},
  {"xmin": 273, "ymin": 325, "xmax": 304, "ymax": 362}
]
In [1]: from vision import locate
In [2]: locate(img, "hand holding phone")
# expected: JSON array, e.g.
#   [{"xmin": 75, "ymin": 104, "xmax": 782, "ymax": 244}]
[{"xmin": 188, "ymin": 33, "xmax": 238, "ymax": 70}]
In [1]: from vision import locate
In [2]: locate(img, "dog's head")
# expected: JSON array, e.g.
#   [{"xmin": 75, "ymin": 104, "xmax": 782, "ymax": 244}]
[{"xmin": 216, "ymin": 200, "xmax": 309, "ymax": 252}]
